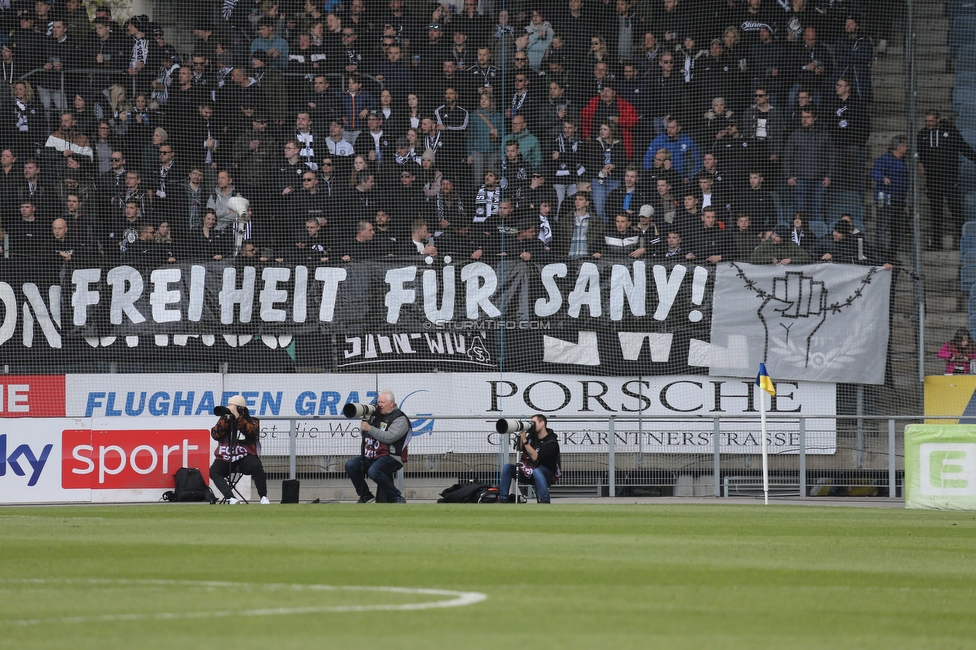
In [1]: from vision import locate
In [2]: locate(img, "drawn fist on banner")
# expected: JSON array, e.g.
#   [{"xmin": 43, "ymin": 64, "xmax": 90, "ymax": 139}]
[{"xmin": 758, "ymin": 271, "xmax": 827, "ymax": 367}]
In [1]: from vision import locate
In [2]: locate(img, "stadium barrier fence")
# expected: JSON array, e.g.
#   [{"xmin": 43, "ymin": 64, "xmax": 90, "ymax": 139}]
[{"xmin": 248, "ymin": 414, "xmax": 943, "ymax": 501}]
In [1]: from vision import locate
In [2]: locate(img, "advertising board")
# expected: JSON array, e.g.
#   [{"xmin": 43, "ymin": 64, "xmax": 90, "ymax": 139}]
[
  {"xmin": 0, "ymin": 418, "xmax": 212, "ymax": 504},
  {"xmin": 67, "ymin": 374, "xmax": 836, "ymax": 455}
]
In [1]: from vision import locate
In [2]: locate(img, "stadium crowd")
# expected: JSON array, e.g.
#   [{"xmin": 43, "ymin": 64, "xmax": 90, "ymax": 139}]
[{"xmin": 0, "ymin": 0, "xmax": 927, "ymax": 276}]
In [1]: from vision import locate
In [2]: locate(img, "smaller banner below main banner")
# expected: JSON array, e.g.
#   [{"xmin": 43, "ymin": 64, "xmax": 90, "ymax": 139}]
[
  {"xmin": 66, "ymin": 373, "xmax": 837, "ymax": 455},
  {"xmin": 709, "ymin": 263, "xmax": 891, "ymax": 385}
]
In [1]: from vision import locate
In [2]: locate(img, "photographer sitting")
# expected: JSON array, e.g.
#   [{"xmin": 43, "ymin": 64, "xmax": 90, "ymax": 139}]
[
  {"xmin": 210, "ymin": 395, "xmax": 270, "ymax": 505},
  {"xmin": 345, "ymin": 390, "xmax": 412, "ymax": 503},
  {"xmin": 499, "ymin": 414, "xmax": 561, "ymax": 504}
]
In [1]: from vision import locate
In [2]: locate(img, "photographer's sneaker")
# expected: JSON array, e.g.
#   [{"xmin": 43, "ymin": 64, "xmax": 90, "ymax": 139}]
[
  {"xmin": 357, "ymin": 494, "xmax": 375, "ymax": 503},
  {"xmin": 228, "ymin": 497, "xmax": 240, "ymax": 505},
  {"xmin": 393, "ymin": 496, "xmax": 407, "ymax": 504},
  {"xmin": 260, "ymin": 496, "xmax": 270, "ymax": 504}
]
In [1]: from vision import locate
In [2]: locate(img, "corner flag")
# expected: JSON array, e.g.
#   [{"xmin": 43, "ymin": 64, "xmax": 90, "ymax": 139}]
[
  {"xmin": 756, "ymin": 363, "xmax": 775, "ymax": 397},
  {"xmin": 756, "ymin": 363, "xmax": 775, "ymax": 505}
]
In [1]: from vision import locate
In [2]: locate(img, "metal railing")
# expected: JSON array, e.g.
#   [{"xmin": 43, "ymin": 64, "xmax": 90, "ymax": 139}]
[
  {"xmin": 18, "ymin": 66, "xmax": 137, "ymax": 96},
  {"xmin": 12, "ymin": 64, "xmax": 385, "ymax": 105},
  {"xmin": 248, "ymin": 414, "xmax": 950, "ymax": 501}
]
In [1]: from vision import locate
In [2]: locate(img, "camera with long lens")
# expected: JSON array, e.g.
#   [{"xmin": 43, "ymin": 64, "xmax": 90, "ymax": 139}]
[
  {"xmin": 213, "ymin": 405, "xmax": 232, "ymax": 417},
  {"xmin": 343, "ymin": 403, "xmax": 379, "ymax": 419},
  {"xmin": 495, "ymin": 418, "xmax": 534, "ymax": 434}
]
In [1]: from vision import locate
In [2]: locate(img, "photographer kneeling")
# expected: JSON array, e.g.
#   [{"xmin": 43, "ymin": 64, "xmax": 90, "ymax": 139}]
[
  {"xmin": 344, "ymin": 390, "xmax": 412, "ymax": 503},
  {"xmin": 499, "ymin": 414, "xmax": 561, "ymax": 503},
  {"xmin": 211, "ymin": 395, "xmax": 270, "ymax": 504}
]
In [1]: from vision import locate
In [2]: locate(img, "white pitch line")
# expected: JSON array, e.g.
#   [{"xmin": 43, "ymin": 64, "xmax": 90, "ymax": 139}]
[{"xmin": 0, "ymin": 579, "xmax": 487, "ymax": 626}]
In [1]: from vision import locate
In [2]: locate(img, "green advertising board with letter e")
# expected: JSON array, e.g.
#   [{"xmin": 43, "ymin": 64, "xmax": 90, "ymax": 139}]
[{"xmin": 905, "ymin": 425, "xmax": 976, "ymax": 510}]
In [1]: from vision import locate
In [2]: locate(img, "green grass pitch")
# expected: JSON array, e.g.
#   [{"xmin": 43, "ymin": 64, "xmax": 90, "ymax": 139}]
[{"xmin": 1, "ymin": 503, "xmax": 974, "ymax": 649}]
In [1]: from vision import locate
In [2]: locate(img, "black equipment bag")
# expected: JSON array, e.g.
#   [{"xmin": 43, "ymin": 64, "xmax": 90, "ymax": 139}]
[
  {"xmin": 437, "ymin": 481, "xmax": 498, "ymax": 503},
  {"xmin": 163, "ymin": 467, "xmax": 215, "ymax": 503},
  {"xmin": 281, "ymin": 479, "xmax": 300, "ymax": 503}
]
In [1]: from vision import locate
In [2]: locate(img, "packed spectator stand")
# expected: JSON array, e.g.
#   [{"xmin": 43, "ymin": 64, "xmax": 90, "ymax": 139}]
[{"xmin": 0, "ymin": 0, "xmax": 911, "ymax": 276}]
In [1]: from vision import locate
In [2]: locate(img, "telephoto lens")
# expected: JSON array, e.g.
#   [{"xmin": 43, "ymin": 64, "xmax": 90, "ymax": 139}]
[
  {"xmin": 495, "ymin": 418, "xmax": 531, "ymax": 434},
  {"xmin": 343, "ymin": 403, "xmax": 378, "ymax": 419}
]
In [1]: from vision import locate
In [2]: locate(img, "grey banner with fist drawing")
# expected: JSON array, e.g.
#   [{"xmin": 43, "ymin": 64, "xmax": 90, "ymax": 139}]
[{"xmin": 708, "ymin": 263, "xmax": 892, "ymax": 385}]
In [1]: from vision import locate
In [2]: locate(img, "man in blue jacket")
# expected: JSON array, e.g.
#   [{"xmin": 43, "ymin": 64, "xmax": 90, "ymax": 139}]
[
  {"xmin": 870, "ymin": 135, "xmax": 909, "ymax": 255},
  {"xmin": 643, "ymin": 118, "xmax": 700, "ymax": 185}
]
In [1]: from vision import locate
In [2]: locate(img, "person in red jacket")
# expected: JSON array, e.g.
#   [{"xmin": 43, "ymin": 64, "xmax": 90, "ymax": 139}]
[{"xmin": 580, "ymin": 83, "xmax": 639, "ymax": 160}]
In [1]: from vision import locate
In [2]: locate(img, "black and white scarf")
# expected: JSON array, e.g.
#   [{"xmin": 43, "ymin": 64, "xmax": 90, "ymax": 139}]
[
  {"xmin": 344, "ymin": 48, "xmax": 362, "ymax": 68},
  {"xmin": 296, "ymin": 131, "xmax": 315, "ymax": 160},
  {"xmin": 14, "ymin": 99, "xmax": 30, "ymax": 132},
  {"xmin": 510, "ymin": 90, "xmax": 528, "ymax": 114},
  {"xmin": 434, "ymin": 192, "xmax": 465, "ymax": 224},
  {"xmin": 494, "ymin": 25, "xmax": 514, "ymax": 39},
  {"xmin": 537, "ymin": 214, "xmax": 553, "ymax": 243},
  {"xmin": 395, "ymin": 151, "xmax": 421, "ymax": 165},
  {"xmin": 222, "ymin": 0, "xmax": 240, "ymax": 21},
  {"xmin": 216, "ymin": 66, "xmax": 231, "ymax": 87},
  {"xmin": 204, "ymin": 120, "xmax": 215, "ymax": 164},
  {"xmin": 1, "ymin": 60, "xmax": 14, "ymax": 85},
  {"xmin": 158, "ymin": 161, "xmax": 174, "ymax": 196},
  {"xmin": 424, "ymin": 132, "xmax": 442, "ymax": 152},
  {"xmin": 130, "ymin": 37, "xmax": 148, "ymax": 70},
  {"xmin": 554, "ymin": 134, "xmax": 583, "ymax": 176}
]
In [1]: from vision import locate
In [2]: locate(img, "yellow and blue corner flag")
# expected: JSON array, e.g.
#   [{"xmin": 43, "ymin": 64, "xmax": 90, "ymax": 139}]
[{"xmin": 756, "ymin": 363, "xmax": 776, "ymax": 397}]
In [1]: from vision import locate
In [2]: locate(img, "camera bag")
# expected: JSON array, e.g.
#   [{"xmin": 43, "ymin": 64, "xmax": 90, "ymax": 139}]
[
  {"xmin": 437, "ymin": 481, "xmax": 498, "ymax": 503},
  {"xmin": 162, "ymin": 467, "xmax": 215, "ymax": 503}
]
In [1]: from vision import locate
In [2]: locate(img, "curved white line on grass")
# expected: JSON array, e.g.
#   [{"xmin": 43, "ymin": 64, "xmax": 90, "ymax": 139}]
[{"xmin": 0, "ymin": 579, "xmax": 487, "ymax": 626}]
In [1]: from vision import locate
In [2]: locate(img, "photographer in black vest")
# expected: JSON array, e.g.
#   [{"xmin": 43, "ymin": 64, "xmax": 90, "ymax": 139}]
[
  {"xmin": 344, "ymin": 390, "xmax": 413, "ymax": 503},
  {"xmin": 499, "ymin": 414, "xmax": 561, "ymax": 503},
  {"xmin": 210, "ymin": 394, "xmax": 269, "ymax": 504}
]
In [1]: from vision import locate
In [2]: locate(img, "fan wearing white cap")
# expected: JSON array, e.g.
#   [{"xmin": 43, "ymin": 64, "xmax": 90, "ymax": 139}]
[
  {"xmin": 634, "ymin": 204, "xmax": 663, "ymax": 257},
  {"xmin": 210, "ymin": 394, "xmax": 270, "ymax": 504}
]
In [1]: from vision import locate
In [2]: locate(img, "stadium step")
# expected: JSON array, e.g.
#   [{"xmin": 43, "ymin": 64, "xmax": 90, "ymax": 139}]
[{"xmin": 862, "ymin": 4, "xmax": 963, "ymax": 382}]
